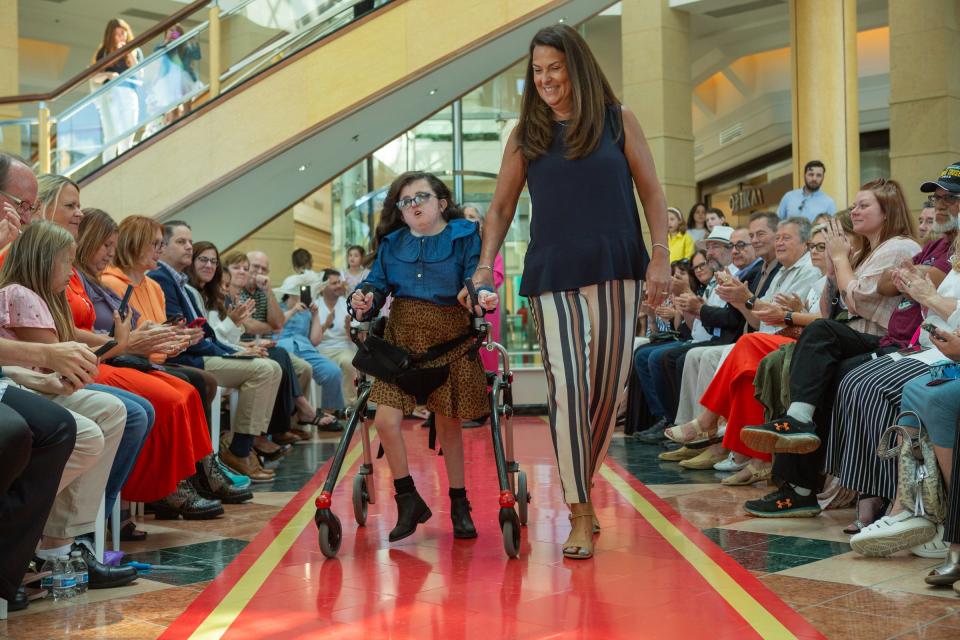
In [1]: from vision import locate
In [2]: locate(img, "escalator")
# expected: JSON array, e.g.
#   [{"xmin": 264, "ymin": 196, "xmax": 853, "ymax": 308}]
[{"xmin": 72, "ymin": 0, "xmax": 616, "ymax": 247}]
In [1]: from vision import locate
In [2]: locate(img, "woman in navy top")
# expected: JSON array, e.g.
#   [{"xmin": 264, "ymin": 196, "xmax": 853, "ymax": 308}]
[
  {"xmin": 351, "ymin": 172, "xmax": 498, "ymax": 543},
  {"xmin": 468, "ymin": 25, "xmax": 670, "ymax": 559}
]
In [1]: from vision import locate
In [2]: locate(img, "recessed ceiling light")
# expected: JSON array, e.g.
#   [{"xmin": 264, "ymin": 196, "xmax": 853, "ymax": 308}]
[
  {"xmin": 429, "ymin": 89, "xmax": 438, "ymax": 95},
  {"xmin": 298, "ymin": 164, "xmax": 307, "ymax": 172},
  {"xmin": 558, "ymin": 17, "xmax": 566, "ymax": 23}
]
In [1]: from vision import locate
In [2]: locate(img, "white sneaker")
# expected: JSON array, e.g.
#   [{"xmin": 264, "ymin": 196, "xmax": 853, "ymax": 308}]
[
  {"xmin": 713, "ymin": 453, "xmax": 748, "ymax": 472},
  {"xmin": 850, "ymin": 511, "xmax": 937, "ymax": 557},
  {"xmin": 911, "ymin": 524, "xmax": 949, "ymax": 559}
]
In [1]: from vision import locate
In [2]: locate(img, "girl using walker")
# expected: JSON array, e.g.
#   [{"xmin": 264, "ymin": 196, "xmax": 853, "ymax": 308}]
[{"xmin": 350, "ymin": 171, "xmax": 498, "ymax": 542}]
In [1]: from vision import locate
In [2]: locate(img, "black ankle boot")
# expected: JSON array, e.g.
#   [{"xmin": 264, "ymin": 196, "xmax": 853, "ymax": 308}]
[
  {"xmin": 450, "ymin": 496, "xmax": 477, "ymax": 539},
  {"xmin": 389, "ymin": 490, "xmax": 432, "ymax": 542}
]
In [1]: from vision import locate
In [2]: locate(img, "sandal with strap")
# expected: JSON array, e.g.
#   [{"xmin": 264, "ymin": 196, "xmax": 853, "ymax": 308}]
[
  {"xmin": 721, "ymin": 461, "xmax": 772, "ymax": 486},
  {"xmin": 664, "ymin": 417, "xmax": 717, "ymax": 446},
  {"xmin": 563, "ymin": 513, "xmax": 595, "ymax": 559},
  {"xmin": 119, "ymin": 519, "xmax": 147, "ymax": 542},
  {"xmin": 843, "ymin": 495, "xmax": 889, "ymax": 535}
]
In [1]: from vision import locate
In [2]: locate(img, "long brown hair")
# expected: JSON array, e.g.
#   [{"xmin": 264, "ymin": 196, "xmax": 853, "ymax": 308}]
[
  {"xmin": 95, "ymin": 18, "xmax": 136, "ymax": 69},
  {"xmin": 76, "ymin": 208, "xmax": 118, "ymax": 283},
  {"xmin": 0, "ymin": 221, "xmax": 76, "ymax": 340},
  {"xmin": 188, "ymin": 241, "xmax": 227, "ymax": 317},
  {"xmin": 853, "ymin": 178, "xmax": 918, "ymax": 268},
  {"xmin": 368, "ymin": 171, "xmax": 462, "ymax": 265},
  {"xmin": 515, "ymin": 25, "xmax": 620, "ymax": 161}
]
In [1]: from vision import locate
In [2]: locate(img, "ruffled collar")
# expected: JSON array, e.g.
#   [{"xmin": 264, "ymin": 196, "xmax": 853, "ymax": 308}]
[{"xmin": 384, "ymin": 218, "xmax": 478, "ymax": 263}]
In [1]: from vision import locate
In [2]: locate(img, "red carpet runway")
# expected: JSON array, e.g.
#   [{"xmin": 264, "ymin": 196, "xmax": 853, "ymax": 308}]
[{"xmin": 159, "ymin": 417, "xmax": 824, "ymax": 639}]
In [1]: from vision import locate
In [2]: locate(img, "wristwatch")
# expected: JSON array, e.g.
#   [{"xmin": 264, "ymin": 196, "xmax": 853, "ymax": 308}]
[
  {"xmin": 784, "ymin": 311, "xmax": 794, "ymax": 326},
  {"xmin": 745, "ymin": 295, "xmax": 757, "ymax": 310}
]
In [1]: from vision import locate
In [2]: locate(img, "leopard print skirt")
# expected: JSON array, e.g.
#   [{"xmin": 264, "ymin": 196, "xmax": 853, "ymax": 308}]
[{"xmin": 369, "ymin": 298, "xmax": 488, "ymax": 420}]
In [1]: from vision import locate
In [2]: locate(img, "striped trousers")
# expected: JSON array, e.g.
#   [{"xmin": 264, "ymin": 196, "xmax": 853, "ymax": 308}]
[
  {"xmin": 530, "ymin": 280, "xmax": 641, "ymax": 504},
  {"xmin": 825, "ymin": 354, "xmax": 932, "ymax": 501}
]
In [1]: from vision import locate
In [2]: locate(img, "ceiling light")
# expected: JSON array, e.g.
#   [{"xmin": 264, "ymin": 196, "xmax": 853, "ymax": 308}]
[
  {"xmin": 298, "ymin": 164, "xmax": 307, "ymax": 172},
  {"xmin": 429, "ymin": 89, "xmax": 438, "ymax": 95}
]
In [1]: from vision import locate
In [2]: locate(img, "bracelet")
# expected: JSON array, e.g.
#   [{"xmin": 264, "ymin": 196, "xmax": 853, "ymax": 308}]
[
  {"xmin": 652, "ymin": 243, "xmax": 669, "ymax": 254},
  {"xmin": 475, "ymin": 265, "xmax": 494, "ymax": 272}
]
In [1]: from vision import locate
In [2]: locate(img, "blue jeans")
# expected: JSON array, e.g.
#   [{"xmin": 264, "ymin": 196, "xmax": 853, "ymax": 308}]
[
  {"xmin": 899, "ymin": 373, "xmax": 960, "ymax": 448},
  {"xmin": 88, "ymin": 384, "xmax": 154, "ymax": 514},
  {"xmin": 633, "ymin": 341, "xmax": 688, "ymax": 422},
  {"xmin": 277, "ymin": 339, "xmax": 345, "ymax": 410}
]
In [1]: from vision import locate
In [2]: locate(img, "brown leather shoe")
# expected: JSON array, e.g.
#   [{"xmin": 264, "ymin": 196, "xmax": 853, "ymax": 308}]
[
  {"xmin": 219, "ymin": 448, "xmax": 275, "ymax": 483},
  {"xmin": 273, "ymin": 431, "xmax": 300, "ymax": 445},
  {"xmin": 289, "ymin": 428, "xmax": 312, "ymax": 442}
]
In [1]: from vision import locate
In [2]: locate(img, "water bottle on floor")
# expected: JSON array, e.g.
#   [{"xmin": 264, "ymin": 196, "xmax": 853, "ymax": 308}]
[
  {"xmin": 70, "ymin": 550, "xmax": 88, "ymax": 594},
  {"xmin": 54, "ymin": 555, "xmax": 76, "ymax": 601},
  {"xmin": 39, "ymin": 557, "xmax": 57, "ymax": 595}
]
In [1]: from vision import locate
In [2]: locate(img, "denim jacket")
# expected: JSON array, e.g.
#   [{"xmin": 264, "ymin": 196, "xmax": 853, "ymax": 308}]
[{"xmin": 355, "ymin": 218, "xmax": 486, "ymax": 314}]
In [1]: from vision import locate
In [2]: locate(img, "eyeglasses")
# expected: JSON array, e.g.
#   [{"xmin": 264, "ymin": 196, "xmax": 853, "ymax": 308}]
[
  {"xmin": 150, "ymin": 240, "xmax": 166, "ymax": 251},
  {"xmin": 731, "ymin": 242, "xmax": 750, "ymax": 251},
  {"xmin": 692, "ymin": 263, "xmax": 711, "ymax": 273},
  {"xmin": 930, "ymin": 194, "xmax": 960, "ymax": 205},
  {"xmin": 196, "ymin": 256, "xmax": 219, "ymax": 266},
  {"xmin": 396, "ymin": 192, "xmax": 435, "ymax": 211},
  {"xmin": 806, "ymin": 242, "xmax": 827, "ymax": 253},
  {"xmin": 0, "ymin": 189, "xmax": 40, "ymax": 218}
]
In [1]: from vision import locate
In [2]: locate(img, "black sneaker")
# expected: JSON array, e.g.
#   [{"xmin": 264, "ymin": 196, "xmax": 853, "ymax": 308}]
[
  {"xmin": 632, "ymin": 418, "xmax": 671, "ymax": 444},
  {"xmin": 740, "ymin": 415, "xmax": 820, "ymax": 455},
  {"xmin": 191, "ymin": 455, "xmax": 253, "ymax": 504},
  {"xmin": 744, "ymin": 485, "xmax": 821, "ymax": 518}
]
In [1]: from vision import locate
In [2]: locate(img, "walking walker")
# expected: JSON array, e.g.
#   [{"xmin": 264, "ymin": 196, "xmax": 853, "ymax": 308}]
[{"xmin": 313, "ymin": 282, "xmax": 531, "ymax": 558}]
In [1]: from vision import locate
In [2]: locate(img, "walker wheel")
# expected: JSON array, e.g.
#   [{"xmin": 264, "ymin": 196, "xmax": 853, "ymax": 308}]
[
  {"xmin": 352, "ymin": 473, "xmax": 369, "ymax": 526},
  {"xmin": 318, "ymin": 513, "xmax": 342, "ymax": 559},
  {"xmin": 502, "ymin": 518, "xmax": 520, "ymax": 559},
  {"xmin": 517, "ymin": 471, "xmax": 529, "ymax": 526}
]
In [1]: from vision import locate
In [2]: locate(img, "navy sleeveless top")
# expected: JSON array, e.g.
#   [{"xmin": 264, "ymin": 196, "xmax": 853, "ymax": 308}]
[{"xmin": 520, "ymin": 106, "xmax": 648, "ymax": 296}]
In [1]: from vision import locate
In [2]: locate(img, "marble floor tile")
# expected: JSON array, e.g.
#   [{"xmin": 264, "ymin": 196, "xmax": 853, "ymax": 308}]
[
  {"xmin": 821, "ymin": 588, "xmax": 960, "ymax": 624},
  {"xmin": 7, "ymin": 578, "xmax": 174, "ymax": 619},
  {"xmin": 758, "ymin": 574, "xmax": 864, "ymax": 608},
  {"xmin": 716, "ymin": 509, "xmax": 857, "ymax": 543},
  {"xmin": 796, "ymin": 605, "xmax": 925, "ymax": 640},
  {"xmin": 778, "ymin": 552, "xmax": 942, "ymax": 588}
]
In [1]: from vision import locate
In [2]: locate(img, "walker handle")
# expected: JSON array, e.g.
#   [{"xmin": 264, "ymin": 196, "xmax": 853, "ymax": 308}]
[{"xmin": 464, "ymin": 279, "xmax": 486, "ymax": 319}]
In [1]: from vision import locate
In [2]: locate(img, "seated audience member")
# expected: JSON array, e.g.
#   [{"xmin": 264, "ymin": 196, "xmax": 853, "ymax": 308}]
[
  {"xmin": 812, "ymin": 212, "xmax": 833, "ymax": 228},
  {"xmin": 313, "ymin": 269, "xmax": 359, "ymax": 405},
  {"xmin": 664, "ymin": 217, "xmax": 823, "ymax": 472},
  {"xmin": 824, "ymin": 168, "xmax": 960, "ymax": 539},
  {"xmin": 892, "ymin": 352, "xmax": 960, "ymax": 590},
  {"xmin": 0, "ymin": 378, "xmax": 76, "ymax": 611},
  {"xmin": 102, "ymin": 217, "xmax": 282, "ymax": 483},
  {"xmin": 189, "ymin": 245, "xmax": 335, "ymax": 443},
  {"xmin": 0, "ymin": 221, "xmax": 135, "ymax": 589},
  {"xmin": 633, "ymin": 228, "xmax": 736, "ymax": 446},
  {"xmin": 76, "ymin": 210, "xmax": 251, "ymax": 514},
  {"xmin": 275, "ymin": 273, "xmax": 347, "ymax": 421},
  {"xmin": 342, "ymin": 244, "xmax": 370, "ymax": 294},
  {"xmin": 918, "ymin": 200, "xmax": 938, "ymax": 241},
  {"xmin": 29, "ymin": 174, "xmax": 159, "ymax": 531},
  {"xmin": 705, "ymin": 207, "xmax": 726, "ymax": 232},
  {"xmin": 667, "ymin": 207, "xmax": 695, "ymax": 262},
  {"xmin": 279, "ymin": 247, "xmax": 319, "ymax": 295},
  {"xmin": 239, "ymin": 250, "xmax": 286, "ymax": 341},
  {"xmin": 735, "ymin": 178, "xmax": 922, "ymax": 517}
]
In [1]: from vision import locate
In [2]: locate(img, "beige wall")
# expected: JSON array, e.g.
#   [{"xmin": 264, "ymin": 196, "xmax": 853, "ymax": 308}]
[{"xmin": 889, "ymin": 0, "xmax": 960, "ymax": 211}]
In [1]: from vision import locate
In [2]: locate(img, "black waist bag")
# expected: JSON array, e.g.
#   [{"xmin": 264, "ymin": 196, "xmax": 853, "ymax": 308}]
[{"xmin": 352, "ymin": 328, "xmax": 476, "ymax": 404}]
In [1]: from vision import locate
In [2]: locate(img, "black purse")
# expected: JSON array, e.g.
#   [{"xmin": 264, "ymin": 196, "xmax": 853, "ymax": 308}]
[{"xmin": 105, "ymin": 354, "xmax": 161, "ymax": 373}]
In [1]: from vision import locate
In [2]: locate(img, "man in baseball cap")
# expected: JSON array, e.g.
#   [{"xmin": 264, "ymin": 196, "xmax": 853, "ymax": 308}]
[{"xmin": 921, "ymin": 161, "xmax": 960, "ymax": 236}]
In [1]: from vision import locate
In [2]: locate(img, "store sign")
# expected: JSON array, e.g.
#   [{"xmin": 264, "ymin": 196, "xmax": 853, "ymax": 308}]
[{"xmin": 729, "ymin": 186, "xmax": 765, "ymax": 214}]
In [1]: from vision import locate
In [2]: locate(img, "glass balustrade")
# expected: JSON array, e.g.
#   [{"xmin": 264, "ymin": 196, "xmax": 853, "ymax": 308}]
[{"xmin": 1, "ymin": 0, "xmax": 391, "ymax": 180}]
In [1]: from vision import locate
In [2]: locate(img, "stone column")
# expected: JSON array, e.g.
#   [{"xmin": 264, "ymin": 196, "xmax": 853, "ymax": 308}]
[
  {"xmin": 789, "ymin": 0, "xmax": 859, "ymax": 210},
  {"xmin": 621, "ymin": 0, "xmax": 695, "ymax": 242},
  {"xmin": 889, "ymin": 0, "xmax": 960, "ymax": 209}
]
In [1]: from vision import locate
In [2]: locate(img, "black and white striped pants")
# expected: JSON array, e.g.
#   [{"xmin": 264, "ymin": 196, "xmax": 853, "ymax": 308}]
[
  {"xmin": 530, "ymin": 280, "xmax": 641, "ymax": 504},
  {"xmin": 825, "ymin": 354, "xmax": 933, "ymax": 500}
]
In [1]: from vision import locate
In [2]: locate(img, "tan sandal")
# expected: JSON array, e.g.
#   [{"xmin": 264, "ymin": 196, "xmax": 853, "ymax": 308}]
[
  {"xmin": 664, "ymin": 418, "xmax": 716, "ymax": 445},
  {"xmin": 721, "ymin": 461, "xmax": 772, "ymax": 486},
  {"xmin": 563, "ymin": 513, "xmax": 595, "ymax": 559}
]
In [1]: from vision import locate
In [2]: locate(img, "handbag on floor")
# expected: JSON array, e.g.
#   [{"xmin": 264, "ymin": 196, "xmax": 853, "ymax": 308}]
[{"xmin": 876, "ymin": 410, "xmax": 946, "ymax": 523}]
